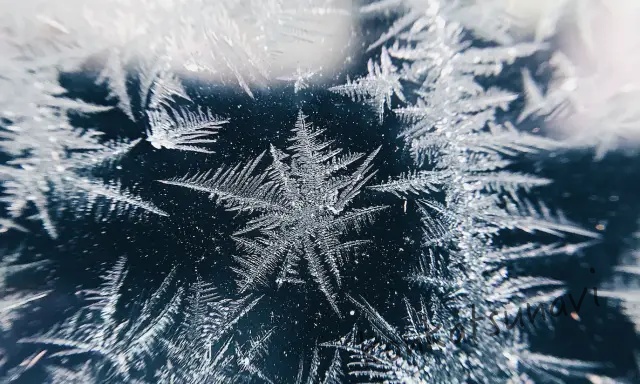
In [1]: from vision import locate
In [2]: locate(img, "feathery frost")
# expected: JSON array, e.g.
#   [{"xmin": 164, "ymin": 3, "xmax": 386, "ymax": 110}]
[
  {"xmin": 0, "ymin": 246, "xmax": 49, "ymax": 333},
  {"xmin": 329, "ymin": 47, "xmax": 405, "ymax": 123},
  {"xmin": 161, "ymin": 112, "xmax": 386, "ymax": 314},
  {"xmin": 326, "ymin": 0, "xmax": 602, "ymax": 382},
  {"xmin": 146, "ymin": 105, "xmax": 227, "ymax": 153},
  {"xmin": 294, "ymin": 347, "xmax": 343, "ymax": 384},
  {"xmin": 0, "ymin": 102, "xmax": 167, "ymax": 238},
  {"xmin": 20, "ymin": 257, "xmax": 182, "ymax": 382},
  {"xmin": 158, "ymin": 277, "xmax": 266, "ymax": 383},
  {"xmin": 0, "ymin": 0, "xmax": 632, "ymax": 382}
]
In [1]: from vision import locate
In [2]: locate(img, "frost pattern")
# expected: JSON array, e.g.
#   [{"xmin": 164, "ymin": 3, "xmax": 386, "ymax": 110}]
[
  {"xmin": 0, "ymin": 0, "xmax": 633, "ymax": 382},
  {"xmin": 1, "ymin": 0, "xmax": 350, "ymax": 120},
  {"xmin": 19, "ymin": 257, "xmax": 182, "ymax": 382},
  {"xmin": 325, "ymin": 296, "xmax": 600, "ymax": 383},
  {"xmin": 160, "ymin": 112, "xmax": 386, "ymax": 314},
  {"xmin": 158, "ymin": 277, "xmax": 266, "ymax": 383},
  {"xmin": 0, "ymin": 41, "xmax": 167, "ymax": 238},
  {"xmin": 0, "ymin": 0, "xmax": 349, "ymax": 235},
  {"xmin": 0, "ymin": 120, "xmax": 168, "ymax": 238},
  {"xmin": 334, "ymin": 3, "xmax": 541, "ymax": 130},
  {"xmin": 326, "ymin": 0, "xmax": 602, "ymax": 382}
]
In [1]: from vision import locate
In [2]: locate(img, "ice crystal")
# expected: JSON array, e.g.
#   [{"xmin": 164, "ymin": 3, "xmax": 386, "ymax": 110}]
[
  {"xmin": 329, "ymin": 0, "xmax": 602, "ymax": 382},
  {"xmin": 0, "ymin": 110, "xmax": 167, "ymax": 238},
  {"xmin": 158, "ymin": 277, "xmax": 264, "ymax": 384},
  {"xmin": 20, "ymin": 257, "xmax": 182, "ymax": 382},
  {"xmin": 146, "ymin": 105, "xmax": 227, "ymax": 153},
  {"xmin": 329, "ymin": 47, "xmax": 405, "ymax": 122},
  {"xmin": 160, "ymin": 112, "xmax": 386, "ymax": 314},
  {"xmin": 0, "ymin": 247, "xmax": 48, "ymax": 332},
  {"xmin": 294, "ymin": 347, "xmax": 343, "ymax": 384},
  {"xmin": 1, "ymin": 0, "xmax": 350, "ymax": 113}
]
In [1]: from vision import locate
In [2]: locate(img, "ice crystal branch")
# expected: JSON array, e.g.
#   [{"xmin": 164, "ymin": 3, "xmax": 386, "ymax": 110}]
[
  {"xmin": 294, "ymin": 347, "xmax": 343, "ymax": 384},
  {"xmin": 600, "ymin": 229, "xmax": 640, "ymax": 334},
  {"xmin": 277, "ymin": 67, "xmax": 318, "ymax": 94},
  {"xmin": 235, "ymin": 329, "xmax": 275, "ymax": 384},
  {"xmin": 146, "ymin": 105, "xmax": 227, "ymax": 153},
  {"xmin": 0, "ymin": 218, "xmax": 28, "ymax": 234},
  {"xmin": 0, "ymin": 247, "xmax": 49, "ymax": 332}
]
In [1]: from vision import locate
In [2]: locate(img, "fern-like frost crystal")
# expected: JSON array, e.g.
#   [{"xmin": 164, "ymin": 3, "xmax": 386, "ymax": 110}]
[
  {"xmin": 160, "ymin": 112, "xmax": 386, "ymax": 314},
  {"xmin": 20, "ymin": 257, "xmax": 182, "ymax": 382},
  {"xmin": 146, "ymin": 106, "xmax": 227, "ymax": 153},
  {"xmin": 158, "ymin": 276, "xmax": 268, "ymax": 383},
  {"xmin": 325, "ymin": 1, "xmax": 603, "ymax": 382}
]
